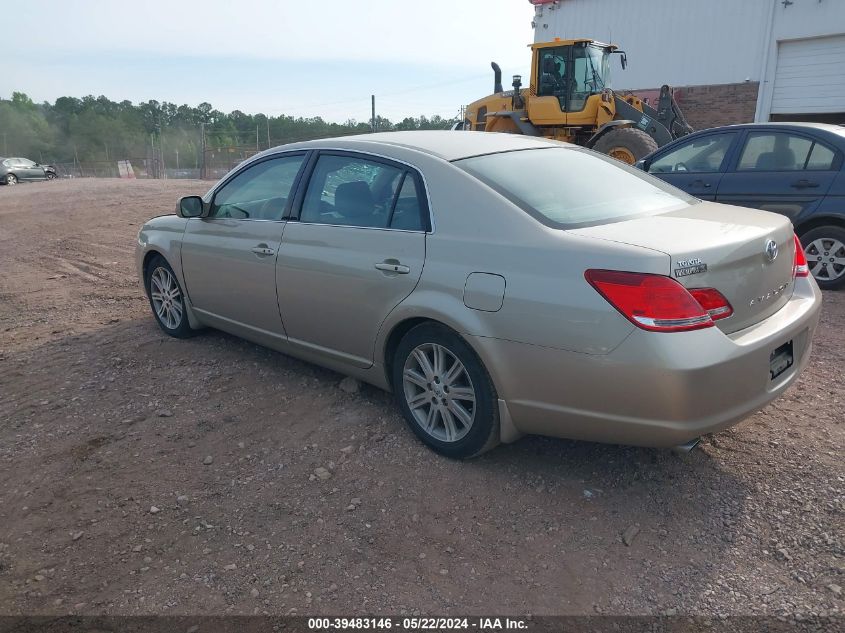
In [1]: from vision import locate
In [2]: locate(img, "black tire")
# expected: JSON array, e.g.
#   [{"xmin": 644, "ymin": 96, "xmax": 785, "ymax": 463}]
[
  {"xmin": 5, "ymin": 174, "xmax": 17, "ymax": 186},
  {"xmin": 143, "ymin": 254, "xmax": 196, "ymax": 338},
  {"xmin": 799, "ymin": 225, "xmax": 845, "ymax": 290},
  {"xmin": 392, "ymin": 323, "xmax": 499, "ymax": 459},
  {"xmin": 592, "ymin": 127, "xmax": 659, "ymax": 164},
  {"xmin": 45, "ymin": 172, "xmax": 56, "ymax": 180}
]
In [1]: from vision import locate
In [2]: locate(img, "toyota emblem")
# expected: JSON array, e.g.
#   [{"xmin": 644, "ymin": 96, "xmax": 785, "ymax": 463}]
[{"xmin": 765, "ymin": 239, "xmax": 779, "ymax": 262}]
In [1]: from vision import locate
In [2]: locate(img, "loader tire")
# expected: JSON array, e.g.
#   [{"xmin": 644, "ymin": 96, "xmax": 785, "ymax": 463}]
[{"xmin": 592, "ymin": 128, "xmax": 658, "ymax": 164}]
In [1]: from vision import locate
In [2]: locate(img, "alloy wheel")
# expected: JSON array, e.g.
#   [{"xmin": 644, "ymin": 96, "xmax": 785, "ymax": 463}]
[
  {"xmin": 402, "ymin": 343, "xmax": 476, "ymax": 443},
  {"xmin": 149, "ymin": 266, "xmax": 184, "ymax": 329},
  {"xmin": 805, "ymin": 237, "xmax": 845, "ymax": 282},
  {"xmin": 6, "ymin": 174, "xmax": 17, "ymax": 186}
]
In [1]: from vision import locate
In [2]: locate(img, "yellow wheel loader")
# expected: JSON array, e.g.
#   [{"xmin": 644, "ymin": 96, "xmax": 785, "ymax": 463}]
[{"xmin": 464, "ymin": 39, "xmax": 693, "ymax": 164}]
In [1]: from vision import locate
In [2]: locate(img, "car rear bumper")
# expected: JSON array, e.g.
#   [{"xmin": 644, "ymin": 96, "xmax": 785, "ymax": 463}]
[{"xmin": 471, "ymin": 276, "xmax": 822, "ymax": 448}]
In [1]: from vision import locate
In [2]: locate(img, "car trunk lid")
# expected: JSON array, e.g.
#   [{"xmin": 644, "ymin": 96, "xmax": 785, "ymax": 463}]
[{"xmin": 569, "ymin": 202, "xmax": 796, "ymax": 334}]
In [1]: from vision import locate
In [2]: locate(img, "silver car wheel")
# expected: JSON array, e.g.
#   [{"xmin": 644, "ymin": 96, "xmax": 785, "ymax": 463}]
[
  {"xmin": 6, "ymin": 174, "xmax": 17, "ymax": 186},
  {"xmin": 806, "ymin": 238, "xmax": 845, "ymax": 282},
  {"xmin": 149, "ymin": 266, "xmax": 184, "ymax": 330},
  {"xmin": 402, "ymin": 343, "xmax": 476, "ymax": 443}
]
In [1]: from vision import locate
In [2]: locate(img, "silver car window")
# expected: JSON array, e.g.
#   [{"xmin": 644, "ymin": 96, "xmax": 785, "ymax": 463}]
[
  {"xmin": 300, "ymin": 154, "xmax": 405, "ymax": 229},
  {"xmin": 210, "ymin": 155, "xmax": 306, "ymax": 220},
  {"xmin": 456, "ymin": 147, "xmax": 696, "ymax": 229}
]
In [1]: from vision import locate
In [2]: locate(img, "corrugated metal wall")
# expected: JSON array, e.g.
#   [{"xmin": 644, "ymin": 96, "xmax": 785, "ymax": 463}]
[{"xmin": 532, "ymin": 0, "xmax": 770, "ymax": 89}]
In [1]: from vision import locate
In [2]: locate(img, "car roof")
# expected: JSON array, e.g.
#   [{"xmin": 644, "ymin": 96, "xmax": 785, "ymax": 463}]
[
  {"xmin": 279, "ymin": 130, "xmax": 568, "ymax": 161},
  {"xmin": 686, "ymin": 121, "xmax": 845, "ymax": 139}
]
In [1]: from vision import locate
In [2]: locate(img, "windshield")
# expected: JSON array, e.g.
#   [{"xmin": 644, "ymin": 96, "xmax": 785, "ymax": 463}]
[{"xmin": 455, "ymin": 147, "xmax": 697, "ymax": 229}]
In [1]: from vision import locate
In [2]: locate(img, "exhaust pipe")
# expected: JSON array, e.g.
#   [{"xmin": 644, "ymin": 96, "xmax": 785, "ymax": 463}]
[
  {"xmin": 672, "ymin": 437, "xmax": 701, "ymax": 454},
  {"xmin": 491, "ymin": 62, "xmax": 503, "ymax": 93}
]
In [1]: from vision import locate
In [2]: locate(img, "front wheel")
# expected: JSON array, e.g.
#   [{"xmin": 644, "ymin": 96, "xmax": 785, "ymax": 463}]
[
  {"xmin": 392, "ymin": 323, "xmax": 499, "ymax": 459},
  {"xmin": 144, "ymin": 255, "xmax": 195, "ymax": 337},
  {"xmin": 801, "ymin": 225, "xmax": 845, "ymax": 290},
  {"xmin": 592, "ymin": 127, "xmax": 659, "ymax": 164},
  {"xmin": 5, "ymin": 174, "xmax": 17, "ymax": 186},
  {"xmin": 45, "ymin": 172, "xmax": 56, "ymax": 180}
]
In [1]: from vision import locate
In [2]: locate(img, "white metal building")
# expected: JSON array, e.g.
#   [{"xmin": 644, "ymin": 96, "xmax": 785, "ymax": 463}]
[{"xmin": 531, "ymin": 0, "xmax": 845, "ymax": 126}]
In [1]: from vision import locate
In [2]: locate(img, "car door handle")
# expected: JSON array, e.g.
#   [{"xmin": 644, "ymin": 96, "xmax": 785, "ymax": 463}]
[
  {"xmin": 251, "ymin": 245, "xmax": 276, "ymax": 256},
  {"xmin": 790, "ymin": 179, "xmax": 820, "ymax": 189},
  {"xmin": 375, "ymin": 262, "xmax": 410, "ymax": 274},
  {"xmin": 691, "ymin": 179, "xmax": 711, "ymax": 188}
]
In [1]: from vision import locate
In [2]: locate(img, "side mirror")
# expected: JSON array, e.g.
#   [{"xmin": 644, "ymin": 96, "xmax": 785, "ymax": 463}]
[
  {"xmin": 178, "ymin": 196, "xmax": 204, "ymax": 218},
  {"xmin": 613, "ymin": 50, "xmax": 628, "ymax": 70},
  {"xmin": 634, "ymin": 158, "xmax": 648, "ymax": 171}
]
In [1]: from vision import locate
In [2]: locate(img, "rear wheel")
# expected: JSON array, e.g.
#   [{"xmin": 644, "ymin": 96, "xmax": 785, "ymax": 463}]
[
  {"xmin": 592, "ymin": 127, "xmax": 658, "ymax": 164},
  {"xmin": 392, "ymin": 323, "xmax": 499, "ymax": 459},
  {"xmin": 5, "ymin": 174, "xmax": 17, "ymax": 186},
  {"xmin": 800, "ymin": 225, "xmax": 845, "ymax": 290}
]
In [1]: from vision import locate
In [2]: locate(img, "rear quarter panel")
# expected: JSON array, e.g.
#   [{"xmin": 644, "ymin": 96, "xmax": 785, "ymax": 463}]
[{"xmin": 376, "ymin": 162, "xmax": 670, "ymax": 382}]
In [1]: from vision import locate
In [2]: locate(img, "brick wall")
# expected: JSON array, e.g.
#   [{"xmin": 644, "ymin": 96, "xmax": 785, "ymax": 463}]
[{"xmin": 631, "ymin": 82, "xmax": 760, "ymax": 132}]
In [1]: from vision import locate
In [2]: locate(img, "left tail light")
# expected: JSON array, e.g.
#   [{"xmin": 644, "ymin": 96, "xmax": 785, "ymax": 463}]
[
  {"xmin": 793, "ymin": 234, "xmax": 809, "ymax": 278},
  {"xmin": 585, "ymin": 270, "xmax": 734, "ymax": 333}
]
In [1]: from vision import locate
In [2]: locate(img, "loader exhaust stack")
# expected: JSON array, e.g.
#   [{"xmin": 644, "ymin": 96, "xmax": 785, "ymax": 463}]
[{"xmin": 491, "ymin": 62, "xmax": 503, "ymax": 94}]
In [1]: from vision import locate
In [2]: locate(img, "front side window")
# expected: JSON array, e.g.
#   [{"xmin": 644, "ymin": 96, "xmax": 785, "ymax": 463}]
[
  {"xmin": 457, "ymin": 147, "xmax": 696, "ymax": 229},
  {"xmin": 210, "ymin": 154, "xmax": 305, "ymax": 220},
  {"xmin": 737, "ymin": 132, "xmax": 813, "ymax": 171},
  {"xmin": 649, "ymin": 133, "xmax": 736, "ymax": 174},
  {"xmin": 300, "ymin": 154, "xmax": 424, "ymax": 230}
]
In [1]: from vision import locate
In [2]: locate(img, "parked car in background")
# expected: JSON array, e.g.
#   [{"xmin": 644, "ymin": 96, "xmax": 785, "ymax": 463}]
[
  {"xmin": 136, "ymin": 131, "xmax": 820, "ymax": 458},
  {"xmin": 0, "ymin": 157, "xmax": 57, "ymax": 185},
  {"xmin": 637, "ymin": 123, "xmax": 845, "ymax": 289}
]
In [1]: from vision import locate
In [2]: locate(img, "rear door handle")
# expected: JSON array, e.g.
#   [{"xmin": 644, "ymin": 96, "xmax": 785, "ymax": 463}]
[
  {"xmin": 251, "ymin": 244, "xmax": 276, "ymax": 256},
  {"xmin": 790, "ymin": 179, "xmax": 820, "ymax": 189},
  {"xmin": 375, "ymin": 262, "xmax": 410, "ymax": 274}
]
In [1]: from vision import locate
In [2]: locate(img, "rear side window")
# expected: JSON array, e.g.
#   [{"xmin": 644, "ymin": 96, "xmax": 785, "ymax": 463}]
[
  {"xmin": 299, "ymin": 154, "xmax": 426, "ymax": 230},
  {"xmin": 456, "ymin": 147, "xmax": 696, "ymax": 229},
  {"xmin": 737, "ymin": 132, "xmax": 808, "ymax": 171}
]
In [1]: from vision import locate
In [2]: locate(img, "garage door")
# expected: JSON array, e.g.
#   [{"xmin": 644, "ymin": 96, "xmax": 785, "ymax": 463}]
[{"xmin": 771, "ymin": 34, "xmax": 845, "ymax": 115}]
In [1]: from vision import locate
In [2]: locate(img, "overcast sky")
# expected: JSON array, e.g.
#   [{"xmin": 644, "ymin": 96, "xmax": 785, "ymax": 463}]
[{"xmin": 4, "ymin": 0, "xmax": 534, "ymax": 123}]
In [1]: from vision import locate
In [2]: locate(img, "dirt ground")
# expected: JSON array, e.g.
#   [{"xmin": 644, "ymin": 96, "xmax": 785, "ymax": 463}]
[{"xmin": 0, "ymin": 179, "xmax": 842, "ymax": 617}]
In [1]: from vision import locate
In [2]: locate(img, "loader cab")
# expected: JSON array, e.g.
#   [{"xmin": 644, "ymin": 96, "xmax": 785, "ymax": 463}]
[{"xmin": 529, "ymin": 40, "xmax": 616, "ymax": 126}]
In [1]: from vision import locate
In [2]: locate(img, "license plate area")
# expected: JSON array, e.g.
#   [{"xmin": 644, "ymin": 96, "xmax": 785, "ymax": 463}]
[{"xmin": 769, "ymin": 340, "xmax": 794, "ymax": 380}]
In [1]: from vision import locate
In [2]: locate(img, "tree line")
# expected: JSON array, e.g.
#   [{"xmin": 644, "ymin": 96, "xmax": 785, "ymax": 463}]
[{"xmin": 0, "ymin": 92, "xmax": 458, "ymax": 167}]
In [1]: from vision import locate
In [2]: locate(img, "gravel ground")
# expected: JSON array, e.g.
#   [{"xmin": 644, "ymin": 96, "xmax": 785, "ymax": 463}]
[{"xmin": 0, "ymin": 179, "xmax": 842, "ymax": 617}]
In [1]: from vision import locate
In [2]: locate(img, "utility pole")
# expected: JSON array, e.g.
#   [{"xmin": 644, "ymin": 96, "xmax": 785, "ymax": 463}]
[
  {"xmin": 200, "ymin": 123, "xmax": 206, "ymax": 180},
  {"xmin": 175, "ymin": 149, "xmax": 179, "ymax": 170},
  {"xmin": 266, "ymin": 118, "xmax": 271, "ymax": 148},
  {"xmin": 256, "ymin": 125, "xmax": 260, "ymax": 151},
  {"xmin": 371, "ymin": 95, "xmax": 376, "ymax": 133}
]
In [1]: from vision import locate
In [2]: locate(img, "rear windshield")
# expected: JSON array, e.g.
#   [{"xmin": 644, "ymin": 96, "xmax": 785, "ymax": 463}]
[{"xmin": 455, "ymin": 147, "xmax": 697, "ymax": 229}]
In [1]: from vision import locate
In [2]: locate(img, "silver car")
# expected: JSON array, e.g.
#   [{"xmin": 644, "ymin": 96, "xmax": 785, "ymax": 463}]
[{"xmin": 136, "ymin": 131, "xmax": 822, "ymax": 458}]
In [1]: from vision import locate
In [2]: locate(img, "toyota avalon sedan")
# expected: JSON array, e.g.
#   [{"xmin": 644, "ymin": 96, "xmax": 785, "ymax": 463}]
[{"xmin": 136, "ymin": 131, "xmax": 821, "ymax": 459}]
